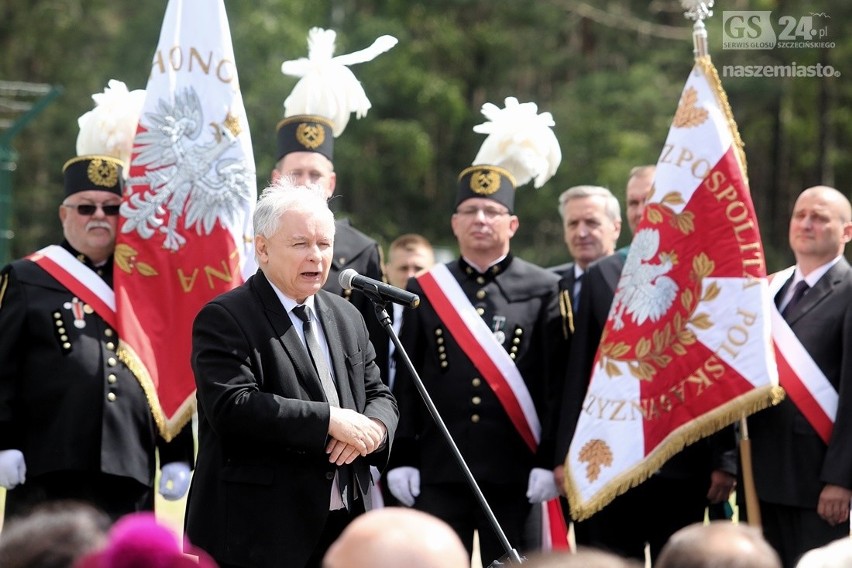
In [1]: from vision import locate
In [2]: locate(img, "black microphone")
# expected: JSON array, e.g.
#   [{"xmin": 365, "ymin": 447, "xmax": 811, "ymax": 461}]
[{"xmin": 338, "ymin": 269, "xmax": 420, "ymax": 309}]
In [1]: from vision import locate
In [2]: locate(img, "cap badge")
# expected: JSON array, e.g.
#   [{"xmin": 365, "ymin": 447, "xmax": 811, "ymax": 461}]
[
  {"xmin": 470, "ymin": 169, "xmax": 501, "ymax": 196},
  {"xmin": 296, "ymin": 123, "xmax": 325, "ymax": 150},
  {"xmin": 87, "ymin": 158, "xmax": 119, "ymax": 189}
]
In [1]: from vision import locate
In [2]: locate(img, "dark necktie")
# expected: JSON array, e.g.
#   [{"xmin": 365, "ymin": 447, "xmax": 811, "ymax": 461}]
[
  {"xmin": 293, "ymin": 305, "xmax": 351, "ymax": 509},
  {"xmin": 292, "ymin": 305, "xmax": 339, "ymax": 407},
  {"xmin": 782, "ymin": 280, "xmax": 809, "ymax": 320},
  {"xmin": 573, "ymin": 273, "xmax": 584, "ymax": 310}
]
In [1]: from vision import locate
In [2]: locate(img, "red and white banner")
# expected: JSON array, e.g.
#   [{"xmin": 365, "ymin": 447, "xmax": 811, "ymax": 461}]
[
  {"xmin": 564, "ymin": 58, "xmax": 782, "ymax": 520},
  {"xmin": 115, "ymin": 0, "xmax": 256, "ymax": 440}
]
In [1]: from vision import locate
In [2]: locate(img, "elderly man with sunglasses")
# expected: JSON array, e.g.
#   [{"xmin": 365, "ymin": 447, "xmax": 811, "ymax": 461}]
[{"xmin": 0, "ymin": 152, "xmax": 194, "ymax": 521}]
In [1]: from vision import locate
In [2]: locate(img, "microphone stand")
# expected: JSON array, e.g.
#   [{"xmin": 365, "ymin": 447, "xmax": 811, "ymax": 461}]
[{"xmin": 364, "ymin": 294, "xmax": 524, "ymax": 566}]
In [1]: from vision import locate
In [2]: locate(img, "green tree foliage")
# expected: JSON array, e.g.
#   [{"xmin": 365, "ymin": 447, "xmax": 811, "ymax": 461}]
[{"xmin": 1, "ymin": 0, "xmax": 848, "ymax": 268}]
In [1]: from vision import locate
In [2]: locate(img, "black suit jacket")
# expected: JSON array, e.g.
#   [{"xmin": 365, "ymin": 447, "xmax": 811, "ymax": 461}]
[
  {"xmin": 185, "ymin": 270, "xmax": 398, "ymax": 568},
  {"xmin": 750, "ymin": 259, "xmax": 852, "ymax": 507},
  {"xmin": 552, "ymin": 251, "xmax": 736, "ymax": 478}
]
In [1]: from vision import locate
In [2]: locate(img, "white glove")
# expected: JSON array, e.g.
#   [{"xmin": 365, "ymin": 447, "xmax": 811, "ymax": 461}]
[
  {"xmin": 0, "ymin": 449, "xmax": 26, "ymax": 489},
  {"xmin": 158, "ymin": 461, "xmax": 191, "ymax": 500},
  {"xmin": 526, "ymin": 467, "xmax": 559, "ymax": 503},
  {"xmin": 386, "ymin": 466, "xmax": 420, "ymax": 507}
]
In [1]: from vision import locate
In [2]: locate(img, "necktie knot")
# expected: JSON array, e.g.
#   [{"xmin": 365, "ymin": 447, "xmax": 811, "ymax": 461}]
[{"xmin": 292, "ymin": 304, "xmax": 310, "ymax": 324}]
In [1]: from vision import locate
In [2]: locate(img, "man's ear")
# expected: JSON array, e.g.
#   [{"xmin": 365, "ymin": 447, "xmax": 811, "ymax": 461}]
[
  {"xmin": 255, "ymin": 235, "xmax": 268, "ymax": 263},
  {"xmin": 327, "ymin": 171, "xmax": 337, "ymax": 197}
]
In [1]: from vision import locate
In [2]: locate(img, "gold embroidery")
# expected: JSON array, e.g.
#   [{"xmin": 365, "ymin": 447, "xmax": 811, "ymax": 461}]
[
  {"xmin": 470, "ymin": 169, "xmax": 501, "ymax": 196},
  {"xmin": 296, "ymin": 123, "xmax": 325, "ymax": 150},
  {"xmin": 114, "ymin": 244, "xmax": 159, "ymax": 276},
  {"xmin": 672, "ymin": 87, "xmax": 709, "ymax": 128},
  {"xmin": 87, "ymin": 158, "xmax": 119, "ymax": 188}
]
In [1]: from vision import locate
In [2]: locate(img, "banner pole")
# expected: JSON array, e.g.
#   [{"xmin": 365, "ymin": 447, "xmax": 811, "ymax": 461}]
[{"xmin": 738, "ymin": 417, "xmax": 761, "ymax": 528}]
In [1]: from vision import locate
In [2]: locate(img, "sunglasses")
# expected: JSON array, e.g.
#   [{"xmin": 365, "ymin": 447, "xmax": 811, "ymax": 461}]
[{"xmin": 63, "ymin": 203, "xmax": 121, "ymax": 216}]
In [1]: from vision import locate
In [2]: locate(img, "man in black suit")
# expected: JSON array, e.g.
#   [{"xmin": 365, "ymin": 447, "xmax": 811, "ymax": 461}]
[
  {"xmin": 550, "ymin": 165, "xmax": 737, "ymax": 563},
  {"xmin": 549, "ymin": 185, "xmax": 621, "ymax": 327},
  {"xmin": 185, "ymin": 180, "xmax": 398, "ymax": 568},
  {"xmin": 749, "ymin": 185, "xmax": 852, "ymax": 568}
]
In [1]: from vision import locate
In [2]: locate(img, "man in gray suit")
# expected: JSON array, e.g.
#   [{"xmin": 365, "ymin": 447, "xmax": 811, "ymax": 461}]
[
  {"xmin": 185, "ymin": 179, "xmax": 398, "ymax": 568},
  {"xmin": 750, "ymin": 185, "xmax": 852, "ymax": 568}
]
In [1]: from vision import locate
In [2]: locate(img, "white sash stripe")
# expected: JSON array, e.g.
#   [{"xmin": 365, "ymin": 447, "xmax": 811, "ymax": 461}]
[
  {"xmin": 769, "ymin": 267, "xmax": 838, "ymax": 421},
  {"xmin": 37, "ymin": 245, "xmax": 116, "ymax": 310},
  {"xmin": 429, "ymin": 264, "xmax": 541, "ymax": 441}
]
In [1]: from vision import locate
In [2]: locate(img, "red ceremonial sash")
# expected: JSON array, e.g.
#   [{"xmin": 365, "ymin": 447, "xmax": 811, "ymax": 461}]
[
  {"xmin": 26, "ymin": 245, "xmax": 117, "ymax": 328},
  {"xmin": 417, "ymin": 264, "xmax": 539, "ymax": 450},
  {"xmin": 769, "ymin": 268, "xmax": 837, "ymax": 443},
  {"xmin": 417, "ymin": 264, "xmax": 570, "ymax": 551}
]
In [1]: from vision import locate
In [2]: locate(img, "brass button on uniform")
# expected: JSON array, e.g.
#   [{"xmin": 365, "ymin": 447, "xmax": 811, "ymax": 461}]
[
  {"xmin": 104, "ymin": 328, "xmax": 114, "ymax": 337},
  {"xmin": 471, "ymin": 414, "xmax": 480, "ymax": 423},
  {"xmin": 472, "ymin": 378, "xmax": 481, "ymax": 387},
  {"xmin": 63, "ymin": 342, "xmax": 71, "ymax": 349},
  {"xmin": 472, "ymin": 396, "xmax": 481, "ymax": 405},
  {"xmin": 476, "ymin": 276, "xmax": 485, "ymax": 285},
  {"xmin": 475, "ymin": 290, "xmax": 486, "ymax": 300},
  {"xmin": 106, "ymin": 342, "xmax": 116, "ymax": 351},
  {"xmin": 476, "ymin": 307, "xmax": 485, "ymax": 316},
  {"xmin": 107, "ymin": 392, "xmax": 117, "ymax": 402},
  {"xmin": 108, "ymin": 374, "xmax": 118, "ymax": 384},
  {"xmin": 107, "ymin": 357, "xmax": 117, "ymax": 367},
  {"xmin": 440, "ymin": 361, "xmax": 448, "ymax": 368}
]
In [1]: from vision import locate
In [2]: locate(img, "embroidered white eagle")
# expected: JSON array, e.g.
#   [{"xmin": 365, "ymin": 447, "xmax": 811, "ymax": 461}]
[
  {"xmin": 120, "ymin": 87, "xmax": 255, "ymax": 251},
  {"xmin": 610, "ymin": 228, "xmax": 678, "ymax": 331}
]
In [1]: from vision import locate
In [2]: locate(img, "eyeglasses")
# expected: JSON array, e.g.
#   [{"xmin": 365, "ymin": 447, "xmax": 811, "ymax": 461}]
[
  {"xmin": 63, "ymin": 203, "xmax": 121, "ymax": 216},
  {"xmin": 455, "ymin": 206, "xmax": 510, "ymax": 220}
]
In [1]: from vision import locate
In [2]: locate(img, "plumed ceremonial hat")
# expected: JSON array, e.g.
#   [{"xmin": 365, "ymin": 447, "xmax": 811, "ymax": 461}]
[
  {"xmin": 63, "ymin": 80, "xmax": 145, "ymax": 197},
  {"xmin": 276, "ymin": 27, "xmax": 398, "ymax": 162},
  {"xmin": 456, "ymin": 97, "xmax": 562, "ymax": 213}
]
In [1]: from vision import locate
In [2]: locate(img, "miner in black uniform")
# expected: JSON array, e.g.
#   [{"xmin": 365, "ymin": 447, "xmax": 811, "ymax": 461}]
[
  {"xmin": 386, "ymin": 97, "xmax": 567, "ymax": 565},
  {"xmin": 0, "ymin": 150, "xmax": 194, "ymax": 522},
  {"xmin": 273, "ymin": 28, "xmax": 395, "ymax": 383}
]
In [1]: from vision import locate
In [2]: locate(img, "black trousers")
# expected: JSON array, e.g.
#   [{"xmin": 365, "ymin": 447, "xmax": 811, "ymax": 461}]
[
  {"xmin": 760, "ymin": 500, "xmax": 850, "ymax": 568},
  {"xmin": 4, "ymin": 470, "xmax": 152, "ymax": 522},
  {"xmin": 573, "ymin": 474, "xmax": 708, "ymax": 564},
  {"xmin": 416, "ymin": 481, "xmax": 529, "ymax": 567}
]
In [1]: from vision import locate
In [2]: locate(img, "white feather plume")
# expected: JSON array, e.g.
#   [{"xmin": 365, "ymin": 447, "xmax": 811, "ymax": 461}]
[
  {"xmin": 472, "ymin": 97, "xmax": 562, "ymax": 188},
  {"xmin": 281, "ymin": 27, "xmax": 398, "ymax": 137},
  {"xmin": 76, "ymin": 80, "xmax": 145, "ymax": 177}
]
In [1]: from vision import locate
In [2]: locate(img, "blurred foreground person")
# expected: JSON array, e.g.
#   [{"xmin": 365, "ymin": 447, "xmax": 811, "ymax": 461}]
[
  {"xmin": 0, "ymin": 500, "xmax": 109, "ymax": 568},
  {"xmin": 322, "ymin": 507, "xmax": 468, "ymax": 568},
  {"xmin": 655, "ymin": 521, "xmax": 781, "ymax": 568}
]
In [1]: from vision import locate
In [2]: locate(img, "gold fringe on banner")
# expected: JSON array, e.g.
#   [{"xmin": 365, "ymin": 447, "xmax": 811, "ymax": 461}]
[
  {"xmin": 566, "ymin": 384, "xmax": 785, "ymax": 521},
  {"xmin": 117, "ymin": 341, "xmax": 195, "ymax": 442}
]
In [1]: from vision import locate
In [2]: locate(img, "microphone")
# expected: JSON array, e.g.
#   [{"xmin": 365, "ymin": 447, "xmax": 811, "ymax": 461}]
[{"xmin": 339, "ymin": 269, "xmax": 420, "ymax": 309}]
